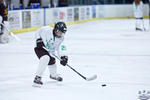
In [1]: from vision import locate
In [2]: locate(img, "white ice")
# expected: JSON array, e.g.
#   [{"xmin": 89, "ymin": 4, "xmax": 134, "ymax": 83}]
[{"xmin": 0, "ymin": 19, "xmax": 150, "ymax": 100}]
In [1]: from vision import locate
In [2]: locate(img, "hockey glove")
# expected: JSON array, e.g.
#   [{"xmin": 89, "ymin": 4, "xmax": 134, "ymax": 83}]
[{"xmin": 60, "ymin": 56, "xmax": 68, "ymax": 66}]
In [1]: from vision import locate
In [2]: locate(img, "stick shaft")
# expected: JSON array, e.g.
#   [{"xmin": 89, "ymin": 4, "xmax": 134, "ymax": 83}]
[{"xmin": 53, "ymin": 54, "xmax": 87, "ymax": 80}]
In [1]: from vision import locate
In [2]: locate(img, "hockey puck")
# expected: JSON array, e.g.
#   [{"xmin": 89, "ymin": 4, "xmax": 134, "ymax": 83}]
[{"xmin": 101, "ymin": 84, "xmax": 106, "ymax": 87}]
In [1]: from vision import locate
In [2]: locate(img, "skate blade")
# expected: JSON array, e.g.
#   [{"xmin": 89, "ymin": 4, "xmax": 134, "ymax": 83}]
[{"xmin": 32, "ymin": 83, "xmax": 42, "ymax": 88}]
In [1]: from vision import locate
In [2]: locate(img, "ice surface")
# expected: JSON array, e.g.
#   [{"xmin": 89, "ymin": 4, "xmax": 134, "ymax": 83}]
[{"xmin": 0, "ymin": 19, "xmax": 150, "ymax": 100}]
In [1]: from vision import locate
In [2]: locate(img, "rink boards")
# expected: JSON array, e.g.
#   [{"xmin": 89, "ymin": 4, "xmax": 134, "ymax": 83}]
[{"xmin": 8, "ymin": 4, "xmax": 149, "ymax": 34}]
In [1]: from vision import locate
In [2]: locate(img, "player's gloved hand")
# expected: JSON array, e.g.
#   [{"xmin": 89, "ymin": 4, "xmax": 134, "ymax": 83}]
[{"xmin": 60, "ymin": 56, "xmax": 68, "ymax": 66}]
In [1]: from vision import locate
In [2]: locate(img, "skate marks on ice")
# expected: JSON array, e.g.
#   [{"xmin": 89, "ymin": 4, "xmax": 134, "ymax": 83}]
[
  {"xmin": 32, "ymin": 81, "xmax": 63, "ymax": 88},
  {"xmin": 120, "ymin": 31, "xmax": 150, "ymax": 37},
  {"xmin": 40, "ymin": 81, "xmax": 150, "ymax": 90}
]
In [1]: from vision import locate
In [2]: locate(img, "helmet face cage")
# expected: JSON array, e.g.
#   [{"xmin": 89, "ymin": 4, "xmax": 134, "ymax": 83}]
[{"xmin": 55, "ymin": 30, "xmax": 65, "ymax": 38}]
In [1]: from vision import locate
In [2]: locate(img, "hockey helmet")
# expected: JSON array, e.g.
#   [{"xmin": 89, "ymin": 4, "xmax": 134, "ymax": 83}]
[{"xmin": 54, "ymin": 22, "xmax": 67, "ymax": 34}]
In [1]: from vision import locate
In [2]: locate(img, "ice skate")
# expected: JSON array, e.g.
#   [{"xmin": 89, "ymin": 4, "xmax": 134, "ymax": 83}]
[
  {"xmin": 50, "ymin": 74, "xmax": 63, "ymax": 82},
  {"xmin": 33, "ymin": 76, "xmax": 43, "ymax": 87},
  {"xmin": 136, "ymin": 27, "xmax": 143, "ymax": 31}
]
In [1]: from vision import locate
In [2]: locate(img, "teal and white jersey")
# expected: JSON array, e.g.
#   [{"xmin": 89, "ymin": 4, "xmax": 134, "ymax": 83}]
[
  {"xmin": 133, "ymin": 1, "xmax": 143, "ymax": 18},
  {"xmin": 34, "ymin": 26, "xmax": 67, "ymax": 57}
]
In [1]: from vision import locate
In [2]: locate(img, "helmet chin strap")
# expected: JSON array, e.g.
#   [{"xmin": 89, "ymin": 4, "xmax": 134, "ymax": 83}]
[
  {"xmin": 56, "ymin": 33, "xmax": 64, "ymax": 38},
  {"xmin": 55, "ymin": 35, "xmax": 62, "ymax": 38}
]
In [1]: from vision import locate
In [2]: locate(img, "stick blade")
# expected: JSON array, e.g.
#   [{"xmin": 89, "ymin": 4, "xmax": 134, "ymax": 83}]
[{"xmin": 86, "ymin": 75, "xmax": 97, "ymax": 81}]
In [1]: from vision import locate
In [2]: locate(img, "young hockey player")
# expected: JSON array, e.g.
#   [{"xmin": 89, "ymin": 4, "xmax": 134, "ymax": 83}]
[
  {"xmin": 0, "ymin": 0, "xmax": 9, "ymax": 43},
  {"xmin": 133, "ymin": 0, "xmax": 144, "ymax": 31},
  {"xmin": 33, "ymin": 22, "xmax": 68, "ymax": 86}
]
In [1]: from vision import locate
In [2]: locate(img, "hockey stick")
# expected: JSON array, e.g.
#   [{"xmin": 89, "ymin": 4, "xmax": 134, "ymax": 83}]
[
  {"xmin": 43, "ymin": 47, "xmax": 97, "ymax": 81},
  {"xmin": 54, "ymin": 54, "xmax": 97, "ymax": 81},
  {"xmin": 1, "ymin": 23, "xmax": 20, "ymax": 41}
]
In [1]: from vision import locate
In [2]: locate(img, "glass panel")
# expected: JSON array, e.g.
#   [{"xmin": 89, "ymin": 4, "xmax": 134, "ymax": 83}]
[{"xmin": 67, "ymin": 0, "xmax": 149, "ymax": 6}]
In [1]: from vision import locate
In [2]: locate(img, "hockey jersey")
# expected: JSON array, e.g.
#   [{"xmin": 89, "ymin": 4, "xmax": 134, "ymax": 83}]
[
  {"xmin": 133, "ymin": 1, "xmax": 144, "ymax": 18},
  {"xmin": 34, "ymin": 26, "xmax": 67, "ymax": 57}
]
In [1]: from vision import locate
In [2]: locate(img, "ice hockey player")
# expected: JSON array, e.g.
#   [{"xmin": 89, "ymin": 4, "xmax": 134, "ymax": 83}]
[
  {"xmin": 33, "ymin": 22, "xmax": 68, "ymax": 86},
  {"xmin": 0, "ymin": 0, "xmax": 9, "ymax": 43},
  {"xmin": 133, "ymin": 0, "xmax": 144, "ymax": 31}
]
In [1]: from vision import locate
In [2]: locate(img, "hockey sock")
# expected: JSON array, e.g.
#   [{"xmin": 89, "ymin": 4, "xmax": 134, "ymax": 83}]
[
  {"xmin": 48, "ymin": 64, "xmax": 57, "ymax": 77},
  {"xmin": 35, "ymin": 55, "xmax": 50, "ymax": 76}
]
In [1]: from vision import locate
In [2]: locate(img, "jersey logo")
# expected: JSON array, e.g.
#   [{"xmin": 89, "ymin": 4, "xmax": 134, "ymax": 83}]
[{"xmin": 61, "ymin": 45, "xmax": 66, "ymax": 51}]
